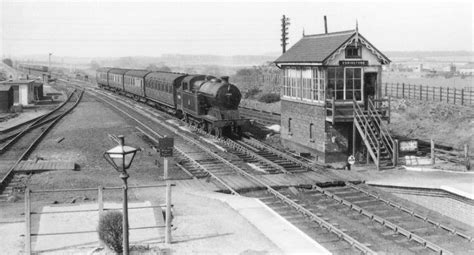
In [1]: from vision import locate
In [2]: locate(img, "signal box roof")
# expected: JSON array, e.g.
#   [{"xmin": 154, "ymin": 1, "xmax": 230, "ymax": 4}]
[{"xmin": 275, "ymin": 30, "xmax": 390, "ymax": 65}]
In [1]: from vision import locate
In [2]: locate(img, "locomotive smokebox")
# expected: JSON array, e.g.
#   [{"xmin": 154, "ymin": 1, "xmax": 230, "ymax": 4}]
[{"xmin": 221, "ymin": 76, "xmax": 229, "ymax": 84}]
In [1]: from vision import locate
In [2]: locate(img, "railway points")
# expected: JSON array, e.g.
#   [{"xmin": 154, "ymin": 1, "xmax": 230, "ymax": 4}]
[
  {"xmin": 1, "ymin": 54, "xmax": 472, "ymax": 255},
  {"xmin": 50, "ymin": 76, "xmax": 472, "ymax": 254}
]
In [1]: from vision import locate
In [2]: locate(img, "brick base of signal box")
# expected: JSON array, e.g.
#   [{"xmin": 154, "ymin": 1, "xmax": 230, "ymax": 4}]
[{"xmin": 280, "ymin": 100, "xmax": 354, "ymax": 163}]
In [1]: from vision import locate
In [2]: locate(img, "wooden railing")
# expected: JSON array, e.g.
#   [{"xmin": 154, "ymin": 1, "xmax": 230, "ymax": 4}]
[
  {"xmin": 353, "ymin": 100, "xmax": 381, "ymax": 169},
  {"xmin": 430, "ymin": 140, "xmax": 471, "ymax": 170},
  {"xmin": 367, "ymin": 98, "xmax": 397, "ymax": 166},
  {"xmin": 383, "ymin": 82, "xmax": 474, "ymax": 106}
]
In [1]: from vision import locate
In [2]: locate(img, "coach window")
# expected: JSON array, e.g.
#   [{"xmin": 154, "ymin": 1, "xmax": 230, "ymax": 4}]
[{"xmin": 309, "ymin": 123, "xmax": 314, "ymax": 140}]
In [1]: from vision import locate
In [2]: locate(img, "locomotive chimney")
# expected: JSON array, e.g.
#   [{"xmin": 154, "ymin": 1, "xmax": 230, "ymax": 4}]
[
  {"xmin": 221, "ymin": 76, "xmax": 229, "ymax": 84},
  {"xmin": 324, "ymin": 16, "xmax": 328, "ymax": 34}
]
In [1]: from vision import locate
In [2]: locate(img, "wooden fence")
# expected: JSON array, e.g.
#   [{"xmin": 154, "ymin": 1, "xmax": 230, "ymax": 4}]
[
  {"xmin": 430, "ymin": 140, "xmax": 471, "ymax": 170},
  {"xmin": 24, "ymin": 184, "xmax": 173, "ymax": 254},
  {"xmin": 383, "ymin": 82, "xmax": 474, "ymax": 106}
]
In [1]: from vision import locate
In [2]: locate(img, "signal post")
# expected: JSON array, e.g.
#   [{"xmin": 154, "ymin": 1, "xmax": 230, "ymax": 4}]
[{"xmin": 159, "ymin": 137, "xmax": 174, "ymax": 245}]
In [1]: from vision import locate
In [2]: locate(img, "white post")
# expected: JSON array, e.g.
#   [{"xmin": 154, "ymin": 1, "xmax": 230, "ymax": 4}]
[{"xmin": 165, "ymin": 182, "xmax": 172, "ymax": 244}]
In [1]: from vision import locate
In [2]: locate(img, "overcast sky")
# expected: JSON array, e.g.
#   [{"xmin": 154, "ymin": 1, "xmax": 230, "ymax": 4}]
[{"xmin": 1, "ymin": 0, "xmax": 473, "ymax": 58}]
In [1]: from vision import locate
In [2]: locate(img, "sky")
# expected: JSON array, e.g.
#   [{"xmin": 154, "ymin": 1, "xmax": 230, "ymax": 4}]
[{"xmin": 1, "ymin": 0, "xmax": 473, "ymax": 58}]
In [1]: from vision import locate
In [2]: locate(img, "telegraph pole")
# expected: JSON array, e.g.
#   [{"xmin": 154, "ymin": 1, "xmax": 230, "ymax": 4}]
[
  {"xmin": 48, "ymin": 53, "xmax": 52, "ymax": 76},
  {"xmin": 281, "ymin": 15, "xmax": 290, "ymax": 53}
]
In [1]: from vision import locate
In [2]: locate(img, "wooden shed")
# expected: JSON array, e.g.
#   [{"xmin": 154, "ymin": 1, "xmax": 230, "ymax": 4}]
[{"xmin": 0, "ymin": 85, "xmax": 14, "ymax": 113}]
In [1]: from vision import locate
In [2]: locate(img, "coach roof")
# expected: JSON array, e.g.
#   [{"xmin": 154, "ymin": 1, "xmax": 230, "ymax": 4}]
[
  {"xmin": 125, "ymin": 70, "xmax": 151, "ymax": 78},
  {"xmin": 109, "ymin": 68, "xmax": 130, "ymax": 75}
]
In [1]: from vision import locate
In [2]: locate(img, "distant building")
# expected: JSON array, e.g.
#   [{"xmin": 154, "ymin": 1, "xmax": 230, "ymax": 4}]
[
  {"xmin": 459, "ymin": 63, "xmax": 474, "ymax": 75},
  {"xmin": 0, "ymin": 85, "xmax": 14, "ymax": 113}
]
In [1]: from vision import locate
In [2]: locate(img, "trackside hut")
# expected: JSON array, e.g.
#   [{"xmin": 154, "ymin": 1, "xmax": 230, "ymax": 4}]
[
  {"xmin": 274, "ymin": 29, "xmax": 390, "ymax": 163},
  {"xmin": 0, "ymin": 85, "xmax": 14, "ymax": 113},
  {"xmin": 0, "ymin": 80, "xmax": 36, "ymax": 106}
]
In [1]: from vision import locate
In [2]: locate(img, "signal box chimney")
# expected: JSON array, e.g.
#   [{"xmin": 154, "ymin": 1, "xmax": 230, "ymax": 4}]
[{"xmin": 324, "ymin": 16, "xmax": 328, "ymax": 34}]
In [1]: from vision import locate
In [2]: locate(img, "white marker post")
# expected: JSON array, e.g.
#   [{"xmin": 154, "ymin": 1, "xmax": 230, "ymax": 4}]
[{"xmin": 159, "ymin": 137, "xmax": 174, "ymax": 245}]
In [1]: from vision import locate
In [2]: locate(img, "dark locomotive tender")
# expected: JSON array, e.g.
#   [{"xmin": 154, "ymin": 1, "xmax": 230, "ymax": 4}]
[{"xmin": 96, "ymin": 67, "xmax": 247, "ymax": 137}]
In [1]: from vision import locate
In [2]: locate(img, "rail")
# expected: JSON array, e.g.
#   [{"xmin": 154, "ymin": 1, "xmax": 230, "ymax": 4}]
[
  {"xmin": 346, "ymin": 182, "xmax": 473, "ymax": 242},
  {"xmin": 89, "ymin": 89, "xmax": 376, "ymax": 254},
  {"xmin": 0, "ymin": 89, "xmax": 76, "ymax": 153},
  {"xmin": 0, "ymin": 90, "xmax": 84, "ymax": 192},
  {"xmin": 312, "ymin": 185, "xmax": 453, "ymax": 254}
]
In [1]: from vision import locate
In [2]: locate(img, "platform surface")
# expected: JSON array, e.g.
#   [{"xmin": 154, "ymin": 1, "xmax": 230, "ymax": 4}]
[
  {"xmin": 191, "ymin": 191, "xmax": 331, "ymax": 254},
  {"xmin": 365, "ymin": 168, "xmax": 474, "ymax": 200},
  {"xmin": 0, "ymin": 109, "xmax": 50, "ymax": 132}
]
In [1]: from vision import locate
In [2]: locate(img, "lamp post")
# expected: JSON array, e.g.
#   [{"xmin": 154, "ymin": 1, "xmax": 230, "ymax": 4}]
[{"xmin": 103, "ymin": 135, "xmax": 138, "ymax": 255}]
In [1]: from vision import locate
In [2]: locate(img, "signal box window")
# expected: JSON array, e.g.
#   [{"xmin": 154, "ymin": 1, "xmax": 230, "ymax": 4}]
[{"xmin": 345, "ymin": 46, "xmax": 361, "ymax": 58}]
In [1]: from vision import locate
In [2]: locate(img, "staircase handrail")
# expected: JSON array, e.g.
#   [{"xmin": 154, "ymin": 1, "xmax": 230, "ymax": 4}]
[
  {"xmin": 367, "ymin": 98, "xmax": 395, "ymax": 157},
  {"xmin": 353, "ymin": 100, "xmax": 380, "ymax": 164}
]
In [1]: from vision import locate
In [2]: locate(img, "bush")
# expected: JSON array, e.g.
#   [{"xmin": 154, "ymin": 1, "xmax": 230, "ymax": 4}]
[
  {"xmin": 98, "ymin": 211, "xmax": 123, "ymax": 253},
  {"xmin": 258, "ymin": 93, "xmax": 280, "ymax": 103}
]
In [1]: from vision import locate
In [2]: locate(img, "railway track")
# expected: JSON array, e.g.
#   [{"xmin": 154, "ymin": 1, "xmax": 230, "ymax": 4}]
[
  {"xmin": 239, "ymin": 106, "xmax": 280, "ymax": 126},
  {"xmin": 0, "ymin": 93, "xmax": 75, "ymax": 147},
  {"xmin": 0, "ymin": 89, "xmax": 84, "ymax": 198},
  {"xmin": 70, "ymin": 81, "xmax": 473, "ymax": 254}
]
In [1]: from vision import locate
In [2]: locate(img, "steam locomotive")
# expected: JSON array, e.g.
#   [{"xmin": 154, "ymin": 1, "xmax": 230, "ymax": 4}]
[{"xmin": 96, "ymin": 68, "xmax": 248, "ymax": 137}]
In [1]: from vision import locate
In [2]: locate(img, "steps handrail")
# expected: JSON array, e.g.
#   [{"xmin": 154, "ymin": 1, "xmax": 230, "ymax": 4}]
[
  {"xmin": 367, "ymin": 99, "xmax": 394, "ymax": 156},
  {"xmin": 353, "ymin": 100, "xmax": 380, "ymax": 164}
]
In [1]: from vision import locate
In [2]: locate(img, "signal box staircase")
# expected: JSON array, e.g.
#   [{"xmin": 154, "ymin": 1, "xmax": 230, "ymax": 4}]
[{"xmin": 353, "ymin": 98, "xmax": 398, "ymax": 170}]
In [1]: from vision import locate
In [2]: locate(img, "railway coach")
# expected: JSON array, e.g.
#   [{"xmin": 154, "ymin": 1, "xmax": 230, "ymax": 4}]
[
  {"xmin": 96, "ymin": 68, "xmax": 248, "ymax": 137},
  {"xmin": 123, "ymin": 69, "xmax": 151, "ymax": 99}
]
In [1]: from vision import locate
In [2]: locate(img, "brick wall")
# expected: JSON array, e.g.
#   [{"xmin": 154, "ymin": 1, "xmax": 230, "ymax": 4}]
[
  {"xmin": 280, "ymin": 99, "xmax": 326, "ymax": 161},
  {"xmin": 392, "ymin": 193, "xmax": 474, "ymax": 227}
]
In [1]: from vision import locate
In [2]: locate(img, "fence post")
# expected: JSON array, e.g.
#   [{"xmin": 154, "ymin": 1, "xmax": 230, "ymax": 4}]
[
  {"xmin": 396, "ymin": 83, "xmax": 399, "ymax": 98},
  {"xmin": 454, "ymin": 88, "xmax": 457, "ymax": 105},
  {"xmin": 388, "ymin": 95, "xmax": 391, "ymax": 124},
  {"xmin": 98, "ymin": 186, "xmax": 104, "ymax": 247},
  {"xmin": 426, "ymin": 85, "xmax": 428, "ymax": 100},
  {"xmin": 433, "ymin": 86, "xmax": 435, "ymax": 101},
  {"xmin": 465, "ymin": 144, "xmax": 470, "ymax": 171},
  {"xmin": 440, "ymin": 87, "xmax": 442, "ymax": 102},
  {"xmin": 165, "ymin": 182, "xmax": 172, "ymax": 244},
  {"xmin": 25, "ymin": 187, "xmax": 31, "ymax": 255},
  {"xmin": 419, "ymin": 85, "xmax": 422, "ymax": 100},
  {"xmin": 402, "ymin": 83, "xmax": 405, "ymax": 98},
  {"xmin": 431, "ymin": 139, "xmax": 435, "ymax": 165},
  {"xmin": 376, "ymin": 141, "xmax": 380, "ymax": 171},
  {"xmin": 447, "ymin": 87, "xmax": 449, "ymax": 103},
  {"xmin": 98, "ymin": 186, "xmax": 104, "ymax": 214},
  {"xmin": 385, "ymin": 82, "xmax": 388, "ymax": 96},
  {"xmin": 461, "ymin": 89, "xmax": 464, "ymax": 106},
  {"xmin": 393, "ymin": 139, "xmax": 399, "ymax": 166}
]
